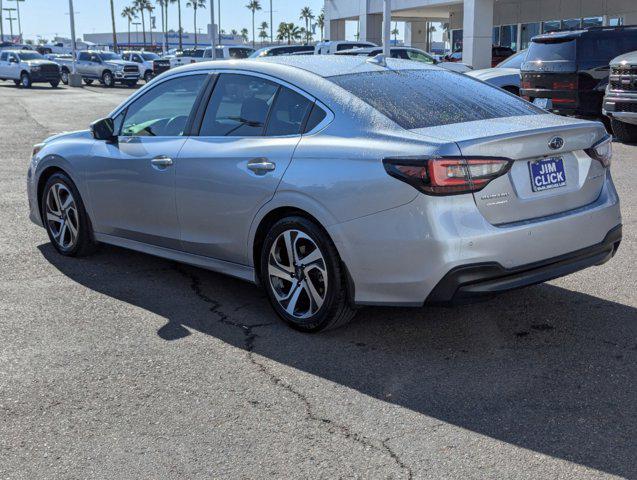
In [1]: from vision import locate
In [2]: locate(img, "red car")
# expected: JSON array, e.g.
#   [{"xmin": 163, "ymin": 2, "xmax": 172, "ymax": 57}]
[{"xmin": 445, "ymin": 46, "xmax": 515, "ymax": 67}]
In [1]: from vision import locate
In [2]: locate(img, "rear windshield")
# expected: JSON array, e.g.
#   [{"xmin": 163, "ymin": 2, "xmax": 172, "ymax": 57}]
[
  {"xmin": 329, "ymin": 70, "xmax": 542, "ymax": 129},
  {"xmin": 527, "ymin": 39, "xmax": 576, "ymax": 62},
  {"xmin": 17, "ymin": 52, "xmax": 43, "ymax": 60}
]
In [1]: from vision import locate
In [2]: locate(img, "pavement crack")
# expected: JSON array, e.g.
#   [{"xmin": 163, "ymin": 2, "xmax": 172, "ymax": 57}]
[{"xmin": 173, "ymin": 264, "xmax": 413, "ymax": 479}]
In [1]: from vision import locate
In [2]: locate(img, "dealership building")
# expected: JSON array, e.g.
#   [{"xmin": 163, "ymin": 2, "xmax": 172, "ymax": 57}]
[{"xmin": 323, "ymin": 0, "xmax": 637, "ymax": 68}]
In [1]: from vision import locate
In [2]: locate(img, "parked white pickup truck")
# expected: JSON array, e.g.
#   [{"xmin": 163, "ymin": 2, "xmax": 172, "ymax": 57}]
[{"xmin": 0, "ymin": 50, "xmax": 61, "ymax": 88}]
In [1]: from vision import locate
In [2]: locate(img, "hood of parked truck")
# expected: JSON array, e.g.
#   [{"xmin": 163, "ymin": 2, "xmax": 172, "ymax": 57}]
[
  {"xmin": 104, "ymin": 59, "xmax": 138, "ymax": 69},
  {"xmin": 25, "ymin": 59, "xmax": 59, "ymax": 67},
  {"xmin": 610, "ymin": 51, "xmax": 637, "ymax": 67}
]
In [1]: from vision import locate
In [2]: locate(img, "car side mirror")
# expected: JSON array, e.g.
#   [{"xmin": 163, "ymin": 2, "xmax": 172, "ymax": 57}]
[
  {"xmin": 9, "ymin": 58, "xmax": 18, "ymax": 63},
  {"xmin": 90, "ymin": 117, "xmax": 116, "ymax": 141}
]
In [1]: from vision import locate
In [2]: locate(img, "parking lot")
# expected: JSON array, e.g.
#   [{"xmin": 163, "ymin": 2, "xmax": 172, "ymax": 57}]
[{"xmin": 0, "ymin": 82, "xmax": 635, "ymax": 479}]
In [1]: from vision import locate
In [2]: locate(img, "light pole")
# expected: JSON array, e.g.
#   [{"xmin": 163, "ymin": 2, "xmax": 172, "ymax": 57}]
[
  {"xmin": 0, "ymin": 0, "xmax": 4, "ymax": 41},
  {"xmin": 269, "ymin": 0, "xmax": 272, "ymax": 44},
  {"xmin": 67, "ymin": 0, "xmax": 81, "ymax": 85},
  {"xmin": 209, "ymin": 0, "xmax": 216, "ymax": 59},
  {"xmin": 382, "ymin": 0, "xmax": 391, "ymax": 57},
  {"xmin": 3, "ymin": 7, "xmax": 16, "ymax": 38},
  {"xmin": 217, "ymin": 0, "xmax": 221, "ymax": 46},
  {"xmin": 7, "ymin": 0, "xmax": 23, "ymax": 40}
]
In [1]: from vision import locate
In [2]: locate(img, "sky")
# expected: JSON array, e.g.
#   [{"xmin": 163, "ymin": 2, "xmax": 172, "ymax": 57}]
[{"xmin": 6, "ymin": 0, "xmax": 327, "ymax": 42}]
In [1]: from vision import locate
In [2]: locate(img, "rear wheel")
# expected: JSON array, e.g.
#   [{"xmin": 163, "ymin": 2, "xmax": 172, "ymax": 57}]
[
  {"xmin": 13, "ymin": 79, "xmax": 20, "ymax": 86},
  {"xmin": 41, "ymin": 173, "xmax": 97, "ymax": 257},
  {"xmin": 260, "ymin": 216, "xmax": 356, "ymax": 332},
  {"xmin": 50, "ymin": 80, "xmax": 60, "ymax": 88},
  {"xmin": 611, "ymin": 118, "xmax": 637, "ymax": 143},
  {"xmin": 102, "ymin": 71, "xmax": 114, "ymax": 88},
  {"xmin": 83, "ymin": 78, "xmax": 93, "ymax": 85}
]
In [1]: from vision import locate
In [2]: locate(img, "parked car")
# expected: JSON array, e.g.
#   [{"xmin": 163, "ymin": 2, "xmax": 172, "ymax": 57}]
[
  {"xmin": 602, "ymin": 51, "xmax": 637, "ymax": 142},
  {"xmin": 45, "ymin": 53, "xmax": 73, "ymax": 62},
  {"xmin": 335, "ymin": 46, "xmax": 471, "ymax": 73},
  {"xmin": 520, "ymin": 26, "xmax": 637, "ymax": 118},
  {"xmin": 57, "ymin": 51, "xmax": 140, "ymax": 87},
  {"xmin": 0, "ymin": 42, "xmax": 34, "ymax": 51},
  {"xmin": 27, "ymin": 56, "xmax": 620, "ymax": 332},
  {"xmin": 314, "ymin": 40, "xmax": 377, "ymax": 55},
  {"xmin": 250, "ymin": 45, "xmax": 315, "ymax": 58},
  {"xmin": 170, "ymin": 46, "xmax": 254, "ymax": 68},
  {"xmin": 121, "ymin": 50, "xmax": 171, "ymax": 83},
  {"xmin": 0, "ymin": 50, "xmax": 60, "ymax": 88},
  {"xmin": 445, "ymin": 46, "xmax": 515, "ymax": 67},
  {"xmin": 466, "ymin": 49, "xmax": 527, "ymax": 94}
]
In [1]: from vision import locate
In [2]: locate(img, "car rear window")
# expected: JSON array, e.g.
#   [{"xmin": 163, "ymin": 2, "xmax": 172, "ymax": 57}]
[
  {"xmin": 329, "ymin": 69, "xmax": 542, "ymax": 129},
  {"xmin": 527, "ymin": 39, "xmax": 576, "ymax": 62}
]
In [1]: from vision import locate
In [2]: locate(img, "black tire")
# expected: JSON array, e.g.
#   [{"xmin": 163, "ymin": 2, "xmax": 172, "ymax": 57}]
[
  {"xmin": 124, "ymin": 80, "xmax": 138, "ymax": 88},
  {"xmin": 50, "ymin": 80, "xmax": 60, "ymax": 88},
  {"xmin": 260, "ymin": 216, "xmax": 356, "ymax": 332},
  {"xmin": 102, "ymin": 71, "xmax": 114, "ymax": 88},
  {"xmin": 13, "ymin": 79, "xmax": 20, "ymax": 86},
  {"xmin": 60, "ymin": 69, "xmax": 69, "ymax": 85},
  {"xmin": 611, "ymin": 118, "xmax": 637, "ymax": 143},
  {"xmin": 83, "ymin": 78, "xmax": 93, "ymax": 85},
  {"xmin": 20, "ymin": 72, "xmax": 31, "ymax": 88},
  {"xmin": 41, "ymin": 172, "xmax": 97, "ymax": 257},
  {"xmin": 144, "ymin": 70, "xmax": 153, "ymax": 83}
]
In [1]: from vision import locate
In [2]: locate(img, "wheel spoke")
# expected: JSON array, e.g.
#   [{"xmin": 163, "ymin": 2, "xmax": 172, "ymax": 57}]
[
  {"xmin": 46, "ymin": 212, "xmax": 63, "ymax": 224},
  {"xmin": 66, "ymin": 214, "xmax": 78, "ymax": 241},
  {"xmin": 269, "ymin": 262, "xmax": 293, "ymax": 281},
  {"xmin": 298, "ymin": 247, "xmax": 322, "ymax": 266},
  {"xmin": 304, "ymin": 277, "xmax": 324, "ymax": 312},
  {"xmin": 283, "ymin": 230, "xmax": 296, "ymax": 265},
  {"xmin": 51, "ymin": 185, "xmax": 63, "ymax": 213},
  {"xmin": 57, "ymin": 221, "xmax": 67, "ymax": 245},
  {"xmin": 60, "ymin": 194, "xmax": 73, "ymax": 211},
  {"xmin": 285, "ymin": 282, "xmax": 303, "ymax": 316}
]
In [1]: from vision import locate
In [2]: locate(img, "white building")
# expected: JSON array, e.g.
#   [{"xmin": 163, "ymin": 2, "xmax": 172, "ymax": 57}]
[
  {"xmin": 324, "ymin": 0, "xmax": 637, "ymax": 68},
  {"xmin": 83, "ymin": 27, "xmax": 245, "ymax": 50}
]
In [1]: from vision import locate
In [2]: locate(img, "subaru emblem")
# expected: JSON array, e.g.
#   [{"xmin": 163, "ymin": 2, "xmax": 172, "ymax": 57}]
[{"xmin": 548, "ymin": 137, "xmax": 564, "ymax": 150}]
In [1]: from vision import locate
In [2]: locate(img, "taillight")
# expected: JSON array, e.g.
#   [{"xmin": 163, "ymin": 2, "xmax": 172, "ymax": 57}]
[
  {"xmin": 552, "ymin": 80, "xmax": 577, "ymax": 90},
  {"xmin": 585, "ymin": 136, "xmax": 612, "ymax": 168},
  {"xmin": 383, "ymin": 157, "xmax": 512, "ymax": 195},
  {"xmin": 521, "ymin": 80, "xmax": 531, "ymax": 89}
]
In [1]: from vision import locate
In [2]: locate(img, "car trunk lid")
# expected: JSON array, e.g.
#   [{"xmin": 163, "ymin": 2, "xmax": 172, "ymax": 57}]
[{"xmin": 411, "ymin": 114, "xmax": 608, "ymax": 225}]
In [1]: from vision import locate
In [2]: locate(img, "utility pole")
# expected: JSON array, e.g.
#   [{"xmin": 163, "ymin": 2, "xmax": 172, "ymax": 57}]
[
  {"xmin": 7, "ymin": 0, "xmax": 23, "ymax": 40},
  {"xmin": 68, "ymin": 0, "xmax": 80, "ymax": 85},
  {"xmin": 209, "ymin": 0, "xmax": 216, "ymax": 59},
  {"xmin": 3, "ymin": 7, "xmax": 16, "ymax": 38},
  {"xmin": 382, "ymin": 0, "xmax": 391, "ymax": 57},
  {"xmin": 217, "ymin": 0, "xmax": 221, "ymax": 46},
  {"xmin": 0, "ymin": 0, "xmax": 4, "ymax": 41},
  {"xmin": 160, "ymin": 1, "xmax": 166, "ymax": 53},
  {"xmin": 269, "ymin": 0, "xmax": 273, "ymax": 43}
]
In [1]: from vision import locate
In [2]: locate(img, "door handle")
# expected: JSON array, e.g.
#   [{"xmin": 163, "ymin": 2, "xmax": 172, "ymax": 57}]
[
  {"xmin": 151, "ymin": 155, "xmax": 173, "ymax": 169},
  {"xmin": 247, "ymin": 158, "xmax": 276, "ymax": 173}
]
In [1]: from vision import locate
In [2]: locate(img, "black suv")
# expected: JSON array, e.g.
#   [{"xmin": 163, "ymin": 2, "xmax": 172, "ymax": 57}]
[{"xmin": 520, "ymin": 25, "xmax": 637, "ymax": 118}]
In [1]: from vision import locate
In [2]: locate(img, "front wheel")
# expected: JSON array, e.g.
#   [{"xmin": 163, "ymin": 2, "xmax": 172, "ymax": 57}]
[
  {"xmin": 60, "ymin": 69, "xmax": 69, "ymax": 85},
  {"xmin": 102, "ymin": 71, "xmax": 114, "ymax": 88},
  {"xmin": 144, "ymin": 70, "xmax": 153, "ymax": 83},
  {"xmin": 611, "ymin": 118, "xmax": 637, "ymax": 143},
  {"xmin": 41, "ymin": 173, "xmax": 97, "ymax": 257},
  {"xmin": 260, "ymin": 216, "xmax": 356, "ymax": 332},
  {"xmin": 50, "ymin": 80, "xmax": 60, "ymax": 88},
  {"xmin": 20, "ymin": 73, "xmax": 31, "ymax": 88}
]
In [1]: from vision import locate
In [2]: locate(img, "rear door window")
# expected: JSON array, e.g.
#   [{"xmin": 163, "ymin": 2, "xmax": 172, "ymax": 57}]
[
  {"xmin": 199, "ymin": 73, "xmax": 278, "ymax": 136},
  {"xmin": 265, "ymin": 87, "xmax": 313, "ymax": 136},
  {"xmin": 329, "ymin": 69, "xmax": 542, "ymax": 130}
]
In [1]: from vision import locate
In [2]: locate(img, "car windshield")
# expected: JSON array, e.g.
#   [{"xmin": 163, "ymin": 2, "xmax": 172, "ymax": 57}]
[
  {"xmin": 99, "ymin": 52, "xmax": 121, "ymax": 61},
  {"xmin": 496, "ymin": 50, "xmax": 527, "ymax": 68},
  {"xmin": 180, "ymin": 49, "xmax": 205, "ymax": 58},
  {"xmin": 17, "ymin": 52, "xmax": 43, "ymax": 60},
  {"xmin": 526, "ymin": 39, "xmax": 576, "ymax": 62},
  {"xmin": 329, "ymin": 69, "xmax": 542, "ymax": 129},
  {"xmin": 141, "ymin": 52, "xmax": 160, "ymax": 60}
]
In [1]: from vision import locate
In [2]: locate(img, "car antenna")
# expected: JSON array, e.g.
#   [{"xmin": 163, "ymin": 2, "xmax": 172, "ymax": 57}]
[{"xmin": 367, "ymin": 53, "xmax": 388, "ymax": 67}]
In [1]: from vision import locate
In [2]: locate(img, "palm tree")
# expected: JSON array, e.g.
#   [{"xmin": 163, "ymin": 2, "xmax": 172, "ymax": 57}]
[
  {"xmin": 146, "ymin": 3, "xmax": 155, "ymax": 45},
  {"xmin": 132, "ymin": 0, "xmax": 149, "ymax": 46},
  {"xmin": 240, "ymin": 28, "xmax": 249, "ymax": 43},
  {"xmin": 231, "ymin": 29, "xmax": 238, "ymax": 36},
  {"xmin": 316, "ymin": 11, "xmax": 324, "ymax": 41},
  {"xmin": 109, "ymin": 0, "xmax": 118, "ymax": 52},
  {"xmin": 258, "ymin": 21, "xmax": 268, "ymax": 45},
  {"xmin": 246, "ymin": 0, "xmax": 262, "ymax": 48},
  {"xmin": 276, "ymin": 22, "xmax": 300, "ymax": 45},
  {"xmin": 121, "ymin": 6, "xmax": 137, "ymax": 46},
  {"xmin": 391, "ymin": 22, "xmax": 399, "ymax": 43},
  {"xmin": 186, "ymin": 0, "xmax": 205, "ymax": 47},
  {"xmin": 176, "ymin": 0, "xmax": 183, "ymax": 49},
  {"xmin": 299, "ymin": 6, "xmax": 313, "ymax": 44}
]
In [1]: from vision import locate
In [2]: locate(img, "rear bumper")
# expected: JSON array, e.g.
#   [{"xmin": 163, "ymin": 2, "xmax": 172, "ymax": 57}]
[{"xmin": 427, "ymin": 225, "xmax": 621, "ymax": 303}]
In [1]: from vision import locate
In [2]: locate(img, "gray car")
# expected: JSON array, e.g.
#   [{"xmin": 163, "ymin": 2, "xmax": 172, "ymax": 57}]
[
  {"xmin": 466, "ymin": 49, "xmax": 527, "ymax": 95},
  {"xmin": 27, "ymin": 56, "xmax": 622, "ymax": 332},
  {"xmin": 58, "ymin": 50, "xmax": 140, "ymax": 87}
]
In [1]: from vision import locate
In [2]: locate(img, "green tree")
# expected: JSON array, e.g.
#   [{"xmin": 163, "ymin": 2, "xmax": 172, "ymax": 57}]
[
  {"xmin": 132, "ymin": 0, "xmax": 150, "ymax": 46},
  {"xmin": 240, "ymin": 28, "xmax": 249, "ymax": 43},
  {"xmin": 186, "ymin": 0, "xmax": 205, "ymax": 47},
  {"xmin": 277, "ymin": 22, "xmax": 301, "ymax": 45},
  {"xmin": 316, "ymin": 11, "xmax": 324, "ymax": 41},
  {"xmin": 258, "ymin": 21, "xmax": 268, "ymax": 45},
  {"xmin": 246, "ymin": 0, "xmax": 262, "ymax": 48},
  {"xmin": 299, "ymin": 6, "xmax": 313, "ymax": 44},
  {"xmin": 391, "ymin": 22, "xmax": 399, "ymax": 43},
  {"xmin": 121, "ymin": 6, "xmax": 138, "ymax": 46}
]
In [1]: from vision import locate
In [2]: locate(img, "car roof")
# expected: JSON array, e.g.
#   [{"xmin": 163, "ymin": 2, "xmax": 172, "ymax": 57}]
[
  {"xmin": 532, "ymin": 25, "xmax": 637, "ymax": 42},
  {"xmin": 174, "ymin": 54, "xmax": 439, "ymax": 79}
]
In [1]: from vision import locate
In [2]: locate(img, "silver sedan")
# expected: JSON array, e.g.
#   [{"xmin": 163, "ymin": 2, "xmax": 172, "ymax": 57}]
[{"xmin": 27, "ymin": 56, "xmax": 622, "ymax": 332}]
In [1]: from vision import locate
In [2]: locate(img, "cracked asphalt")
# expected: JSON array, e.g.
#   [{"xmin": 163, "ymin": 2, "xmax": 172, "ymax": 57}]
[{"xmin": 1, "ymin": 82, "xmax": 636, "ymax": 480}]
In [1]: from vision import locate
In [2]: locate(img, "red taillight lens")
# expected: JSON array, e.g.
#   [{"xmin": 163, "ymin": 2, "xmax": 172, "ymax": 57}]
[
  {"xmin": 552, "ymin": 80, "xmax": 577, "ymax": 90},
  {"xmin": 383, "ymin": 157, "xmax": 512, "ymax": 195},
  {"xmin": 521, "ymin": 80, "xmax": 531, "ymax": 89}
]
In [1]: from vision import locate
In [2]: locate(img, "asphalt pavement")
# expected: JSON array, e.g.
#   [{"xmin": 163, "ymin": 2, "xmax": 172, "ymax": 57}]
[{"xmin": 0, "ymin": 82, "xmax": 635, "ymax": 479}]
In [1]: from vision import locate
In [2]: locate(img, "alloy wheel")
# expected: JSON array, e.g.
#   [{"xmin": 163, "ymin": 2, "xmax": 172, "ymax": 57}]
[
  {"xmin": 268, "ymin": 229, "xmax": 328, "ymax": 319},
  {"xmin": 45, "ymin": 183, "xmax": 79, "ymax": 250}
]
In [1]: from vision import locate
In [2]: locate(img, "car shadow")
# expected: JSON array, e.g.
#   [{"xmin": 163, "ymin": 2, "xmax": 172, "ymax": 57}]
[
  {"xmin": 38, "ymin": 243, "xmax": 637, "ymax": 478},
  {"xmin": 0, "ymin": 83, "xmax": 65, "ymax": 90}
]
